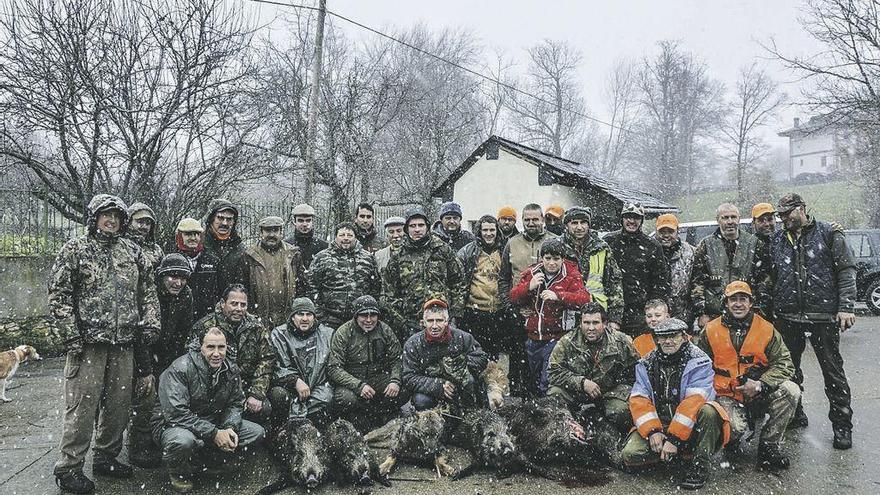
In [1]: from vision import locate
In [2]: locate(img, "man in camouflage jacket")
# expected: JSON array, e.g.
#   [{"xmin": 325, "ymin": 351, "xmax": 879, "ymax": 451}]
[
  {"xmin": 308, "ymin": 222, "xmax": 382, "ymax": 328},
  {"xmin": 382, "ymin": 208, "xmax": 466, "ymax": 341},
  {"xmin": 191, "ymin": 285, "xmax": 275, "ymax": 424},
  {"xmin": 50, "ymin": 194, "xmax": 160, "ymax": 492},
  {"xmin": 126, "ymin": 202, "xmax": 164, "ymax": 272}
]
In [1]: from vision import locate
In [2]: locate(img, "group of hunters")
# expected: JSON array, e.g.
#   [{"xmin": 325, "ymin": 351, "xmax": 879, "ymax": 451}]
[{"xmin": 47, "ymin": 192, "xmax": 857, "ymax": 493}]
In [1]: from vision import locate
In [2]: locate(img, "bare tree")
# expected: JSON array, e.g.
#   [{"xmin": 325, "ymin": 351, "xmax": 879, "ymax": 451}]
[
  {"xmin": 720, "ymin": 63, "xmax": 785, "ymax": 202},
  {"xmin": 767, "ymin": 0, "xmax": 880, "ymax": 226},
  {"xmin": 506, "ymin": 39, "xmax": 588, "ymax": 157},
  {"xmin": 0, "ymin": 0, "xmax": 265, "ymax": 230},
  {"xmin": 633, "ymin": 41, "xmax": 725, "ymax": 199},
  {"xmin": 597, "ymin": 58, "xmax": 640, "ymax": 177}
]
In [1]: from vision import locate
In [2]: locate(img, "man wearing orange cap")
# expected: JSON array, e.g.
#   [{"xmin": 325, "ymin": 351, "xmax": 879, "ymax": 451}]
[
  {"xmin": 400, "ymin": 298, "xmax": 488, "ymax": 410},
  {"xmin": 544, "ymin": 205, "xmax": 565, "ymax": 236},
  {"xmin": 497, "ymin": 206, "xmax": 519, "ymax": 247},
  {"xmin": 694, "ymin": 281, "xmax": 799, "ymax": 472},
  {"xmin": 655, "ymin": 213, "xmax": 694, "ymax": 325}
]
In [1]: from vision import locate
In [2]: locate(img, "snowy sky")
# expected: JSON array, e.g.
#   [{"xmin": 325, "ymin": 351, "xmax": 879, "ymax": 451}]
[{"xmin": 245, "ymin": 0, "xmax": 825, "ymax": 148}]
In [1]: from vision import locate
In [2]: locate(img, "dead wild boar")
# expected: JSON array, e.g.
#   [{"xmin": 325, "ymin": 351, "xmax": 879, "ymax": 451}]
[
  {"xmin": 499, "ymin": 396, "xmax": 592, "ymax": 466},
  {"xmin": 255, "ymin": 418, "xmax": 328, "ymax": 495},
  {"xmin": 324, "ymin": 418, "xmax": 390, "ymax": 488},
  {"xmin": 376, "ymin": 408, "xmax": 454, "ymax": 478},
  {"xmin": 448, "ymin": 408, "xmax": 531, "ymax": 480}
]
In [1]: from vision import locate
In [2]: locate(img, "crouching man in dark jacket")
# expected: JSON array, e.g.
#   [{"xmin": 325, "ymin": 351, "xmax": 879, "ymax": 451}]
[
  {"xmin": 152, "ymin": 327, "xmax": 265, "ymax": 493},
  {"xmin": 401, "ymin": 298, "xmax": 488, "ymax": 411}
]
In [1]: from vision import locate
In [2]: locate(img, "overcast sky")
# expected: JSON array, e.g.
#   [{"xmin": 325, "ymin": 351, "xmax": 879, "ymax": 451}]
[{"xmin": 247, "ymin": 0, "xmax": 825, "ymax": 148}]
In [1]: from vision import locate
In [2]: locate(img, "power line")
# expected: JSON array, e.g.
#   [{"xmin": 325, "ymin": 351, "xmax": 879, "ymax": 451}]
[{"xmin": 249, "ymin": 0, "xmax": 632, "ymax": 133}]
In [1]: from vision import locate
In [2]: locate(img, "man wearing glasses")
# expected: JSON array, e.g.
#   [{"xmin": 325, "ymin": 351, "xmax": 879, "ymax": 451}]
[{"xmin": 770, "ymin": 193, "xmax": 857, "ymax": 450}]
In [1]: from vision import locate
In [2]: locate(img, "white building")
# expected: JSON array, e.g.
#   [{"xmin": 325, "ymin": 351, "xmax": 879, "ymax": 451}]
[
  {"xmin": 432, "ymin": 136, "xmax": 677, "ymax": 232},
  {"xmin": 778, "ymin": 114, "xmax": 852, "ymax": 180}
]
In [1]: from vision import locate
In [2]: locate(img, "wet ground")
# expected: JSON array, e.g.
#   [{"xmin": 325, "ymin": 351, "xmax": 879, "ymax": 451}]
[{"xmin": 2, "ymin": 316, "xmax": 878, "ymax": 494}]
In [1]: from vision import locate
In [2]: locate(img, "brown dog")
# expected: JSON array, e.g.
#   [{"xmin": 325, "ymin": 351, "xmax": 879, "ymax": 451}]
[{"xmin": 0, "ymin": 345, "xmax": 41, "ymax": 402}]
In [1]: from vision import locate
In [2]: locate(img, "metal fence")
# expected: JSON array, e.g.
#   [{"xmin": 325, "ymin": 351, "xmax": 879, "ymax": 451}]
[{"xmin": 0, "ymin": 189, "xmax": 416, "ymax": 256}]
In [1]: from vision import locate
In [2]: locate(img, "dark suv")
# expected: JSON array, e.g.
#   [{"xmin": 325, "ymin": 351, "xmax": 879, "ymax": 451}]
[{"xmin": 846, "ymin": 229, "xmax": 880, "ymax": 315}]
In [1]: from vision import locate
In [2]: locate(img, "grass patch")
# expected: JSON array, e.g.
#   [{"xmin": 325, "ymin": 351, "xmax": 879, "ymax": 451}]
[{"xmin": 674, "ymin": 181, "xmax": 869, "ymax": 228}]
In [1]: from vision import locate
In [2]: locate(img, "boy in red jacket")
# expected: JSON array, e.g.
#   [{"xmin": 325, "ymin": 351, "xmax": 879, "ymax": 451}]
[{"xmin": 510, "ymin": 238, "xmax": 590, "ymax": 395}]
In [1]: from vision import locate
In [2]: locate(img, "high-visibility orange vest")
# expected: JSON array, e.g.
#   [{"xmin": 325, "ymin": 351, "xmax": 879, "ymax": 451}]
[
  {"xmin": 633, "ymin": 334, "xmax": 655, "ymax": 358},
  {"xmin": 705, "ymin": 315, "xmax": 773, "ymax": 402}
]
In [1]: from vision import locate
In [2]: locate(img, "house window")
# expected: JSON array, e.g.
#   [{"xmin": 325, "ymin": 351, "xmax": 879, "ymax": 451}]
[{"xmin": 821, "ymin": 156, "xmax": 827, "ymax": 169}]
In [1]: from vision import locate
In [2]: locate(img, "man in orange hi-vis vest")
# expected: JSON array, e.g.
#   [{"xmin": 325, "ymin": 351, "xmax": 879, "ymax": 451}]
[
  {"xmin": 622, "ymin": 318, "xmax": 730, "ymax": 491},
  {"xmin": 694, "ymin": 281, "xmax": 799, "ymax": 472}
]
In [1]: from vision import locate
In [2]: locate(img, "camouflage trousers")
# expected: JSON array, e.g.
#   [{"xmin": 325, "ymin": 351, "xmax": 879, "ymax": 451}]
[
  {"xmin": 54, "ymin": 344, "xmax": 133, "ymax": 475},
  {"xmin": 621, "ymin": 404, "xmax": 723, "ymax": 469},
  {"xmin": 716, "ymin": 380, "xmax": 800, "ymax": 447}
]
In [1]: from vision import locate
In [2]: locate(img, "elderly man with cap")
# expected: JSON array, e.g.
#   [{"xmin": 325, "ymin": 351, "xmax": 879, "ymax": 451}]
[
  {"xmin": 308, "ymin": 222, "xmax": 382, "ymax": 328},
  {"xmin": 284, "ymin": 203, "xmax": 328, "ymax": 271},
  {"xmin": 127, "ymin": 202, "xmax": 164, "ymax": 271},
  {"xmin": 559, "ymin": 206, "xmax": 625, "ymax": 324},
  {"xmin": 203, "ymin": 199, "xmax": 245, "ymax": 292},
  {"xmin": 432, "ymin": 201, "xmax": 476, "ymax": 251},
  {"xmin": 690, "ymin": 203, "xmax": 772, "ymax": 329},
  {"xmin": 129, "ymin": 253, "xmax": 196, "ymax": 468},
  {"xmin": 623, "ymin": 318, "xmax": 730, "ymax": 490},
  {"xmin": 770, "ymin": 193, "xmax": 857, "ymax": 448},
  {"xmin": 510, "ymin": 238, "xmax": 591, "ymax": 395},
  {"xmin": 497, "ymin": 205, "xmax": 519, "ymax": 246},
  {"xmin": 242, "ymin": 216, "xmax": 304, "ymax": 330},
  {"xmin": 605, "ymin": 202, "xmax": 671, "ymax": 338},
  {"xmin": 354, "ymin": 202, "xmax": 388, "ymax": 253},
  {"xmin": 49, "ymin": 194, "xmax": 160, "ymax": 493},
  {"xmin": 174, "ymin": 217, "xmax": 220, "ymax": 321},
  {"xmin": 401, "ymin": 298, "xmax": 488, "ymax": 411},
  {"xmin": 191, "ymin": 285, "xmax": 275, "ymax": 424},
  {"xmin": 269, "ymin": 297, "xmax": 335, "ymax": 424},
  {"xmin": 374, "ymin": 216, "xmax": 405, "ymax": 274},
  {"xmin": 655, "ymin": 213, "xmax": 694, "ymax": 325},
  {"xmin": 544, "ymin": 204, "xmax": 565, "ymax": 236},
  {"xmin": 694, "ymin": 281, "xmax": 799, "ymax": 471},
  {"xmin": 327, "ymin": 295, "xmax": 406, "ymax": 429},
  {"xmin": 383, "ymin": 207, "xmax": 466, "ymax": 342}
]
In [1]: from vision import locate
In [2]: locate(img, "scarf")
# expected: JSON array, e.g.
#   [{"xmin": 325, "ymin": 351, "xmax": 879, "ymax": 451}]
[
  {"xmin": 176, "ymin": 232, "xmax": 204, "ymax": 255},
  {"xmin": 211, "ymin": 228, "xmax": 232, "ymax": 241},
  {"xmin": 425, "ymin": 325, "xmax": 453, "ymax": 343}
]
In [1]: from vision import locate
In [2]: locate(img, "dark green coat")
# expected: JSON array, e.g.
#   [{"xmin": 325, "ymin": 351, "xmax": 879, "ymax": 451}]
[
  {"xmin": 327, "ymin": 319, "xmax": 403, "ymax": 393},
  {"xmin": 547, "ymin": 328, "xmax": 639, "ymax": 401}
]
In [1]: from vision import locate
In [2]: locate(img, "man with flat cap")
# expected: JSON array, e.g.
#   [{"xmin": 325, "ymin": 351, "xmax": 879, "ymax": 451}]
[
  {"xmin": 374, "ymin": 216, "xmax": 406, "ymax": 274},
  {"xmin": 242, "ymin": 215, "xmax": 304, "ymax": 330},
  {"xmin": 328, "ymin": 295, "xmax": 406, "ymax": 430},
  {"xmin": 770, "ymin": 193, "xmax": 857, "ymax": 449}
]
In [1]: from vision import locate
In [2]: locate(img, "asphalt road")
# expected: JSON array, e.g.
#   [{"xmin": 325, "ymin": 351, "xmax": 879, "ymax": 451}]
[{"xmin": 2, "ymin": 317, "xmax": 878, "ymax": 495}]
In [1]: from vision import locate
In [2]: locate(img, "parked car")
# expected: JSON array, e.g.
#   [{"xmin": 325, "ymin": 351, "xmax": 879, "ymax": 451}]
[{"xmin": 846, "ymin": 229, "xmax": 880, "ymax": 315}]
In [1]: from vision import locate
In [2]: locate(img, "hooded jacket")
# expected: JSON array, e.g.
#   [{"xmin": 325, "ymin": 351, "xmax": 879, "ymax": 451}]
[
  {"xmin": 457, "ymin": 236, "xmax": 504, "ymax": 312},
  {"xmin": 126, "ymin": 202, "xmax": 164, "ymax": 272},
  {"xmin": 177, "ymin": 242, "xmax": 221, "ymax": 322},
  {"xmin": 382, "ymin": 233, "xmax": 466, "ymax": 333},
  {"xmin": 509, "ymin": 260, "xmax": 591, "ymax": 341},
  {"xmin": 308, "ymin": 239, "xmax": 382, "ymax": 327},
  {"xmin": 151, "ymin": 351, "xmax": 244, "ymax": 441},
  {"xmin": 432, "ymin": 221, "xmax": 477, "ymax": 252},
  {"xmin": 560, "ymin": 231, "xmax": 625, "ymax": 324},
  {"xmin": 327, "ymin": 318, "xmax": 403, "ymax": 393},
  {"xmin": 604, "ymin": 229, "xmax": 671, "ymax": 331},
  {"xmin": 48, "ymin": 195, "xmax": 161, "ymax": 350},
  {"xmin": 498, "ymin": 229, "xmax": 557, "ymax": 311},
  {"xmin": 203, "ymin": 199, "xmax": 246, "ymax": 292},
  {"xmin": 401, "ymin": 325, "xmax": 487, "ymax": 398},
  {"xmin": 270, "ymin": 319, "xmax": 335, "ymax": 417}
]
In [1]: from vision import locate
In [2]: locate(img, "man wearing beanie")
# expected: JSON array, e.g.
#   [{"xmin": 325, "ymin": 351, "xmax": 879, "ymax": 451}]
[
  {"xmin": 327, "ymin": 295, "xmax": 406, "ymax": 430},
  {"xmin": 242, "ymin": 216, "xmax": 304, "ymax": 330},
  {"xmin": 605, "ymin": 202, "xmax": 671, "ymax": 337},
  {"xmin": 174, "ymin": 218, "xmax": 220, "ymax": 321},
  {"xmin": 559, "ymin": 206, "xmax": 625, "ymax": 328},
  {"xmin": 401, "ymin": 298, "xmax": 488, "ymax": 411},
  {"xmin": 654, "ymin": 213, "xmax": 694, "ymax": 325},
  {"xmin": 509, "ymin": 238, "xmax": 590, "ymax": 395},
  {"xmin": 269, "ymin": 297, "xmax": 335, "ymax": 425},
  {"xmin": 374, "ymin": 216, "xmax": 406, "ymax": 274},
  {"xmin": 432, "ymin": 201, "xmax": 476, "ymax": 251},
  {"xmin": 544, "ymin": 205, "xmax": 565, "ymax": 236},
  {"xmin": 497, "ymin": 206, "xmax": 519, "ymax": 246},
  {"xmin": 383, "ymin": 207, "xmax": 465, "ymax": 341},
  {"xmin": 126, "ymin": 202, "xmax": 164, "ymax": 272}
]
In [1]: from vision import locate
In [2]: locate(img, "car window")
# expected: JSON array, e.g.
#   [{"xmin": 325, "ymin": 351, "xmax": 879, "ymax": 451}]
[{"xmin": 850, "ymin": 234, "xmax": 872, "ymax": 258}]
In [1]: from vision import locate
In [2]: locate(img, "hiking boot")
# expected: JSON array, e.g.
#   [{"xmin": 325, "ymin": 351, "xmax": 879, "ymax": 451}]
[
  {"xmin": 833, "ymin": 428, "xmax": 852, "ymax": 450},
  {"xmin": 757, "ymin": 444, "xmax": 790, "ymax": 471},
  {"xmin": 679, "ymin": 464, "xmax": 707, "ymax": 490},
  {"xmin": 55, "ymin": 470, "xmax": 95, "ymax": 494},
  {"xmin": 129, "ymin": 448, "xmax": 162, "ymax": 469},
  {"xmin": 169, "ymin": 474, "xmax": 194, "ymax": 494},
  {"xmin": 92, "ymin": 457, "xmax": 133, "ymax": 478},
  {"xmin": 787, "ymin": 403, "xmax": 808, "ymax": 429}
]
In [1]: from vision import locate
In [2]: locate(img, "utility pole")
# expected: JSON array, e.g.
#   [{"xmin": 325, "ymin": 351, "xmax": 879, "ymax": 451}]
[{"xmin": 303, "ymin": 0, "xmax": 326, "ymax": 204}]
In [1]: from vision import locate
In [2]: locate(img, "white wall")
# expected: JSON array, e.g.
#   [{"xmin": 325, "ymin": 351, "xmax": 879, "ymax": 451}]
[
  {"xmin": 789, "ymin": 131, "xmax": 837, "ymax": 178},
  {"xmin": 452, "ymin": 148, "xmax": 576, "ymax": 228}
]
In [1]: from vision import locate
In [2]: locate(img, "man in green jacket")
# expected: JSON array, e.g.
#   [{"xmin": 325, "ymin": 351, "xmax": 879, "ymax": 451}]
[
  {"xmin": 548, "ymin": 301, "xmax": 639, "ymax": 464},
  {"xmin": 327, "ymin": 295, "xmax": 406, "ymax": 430},
  {"xmin": 191, "ymin": 285, "xmax": 275, "ymax": 424}
]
